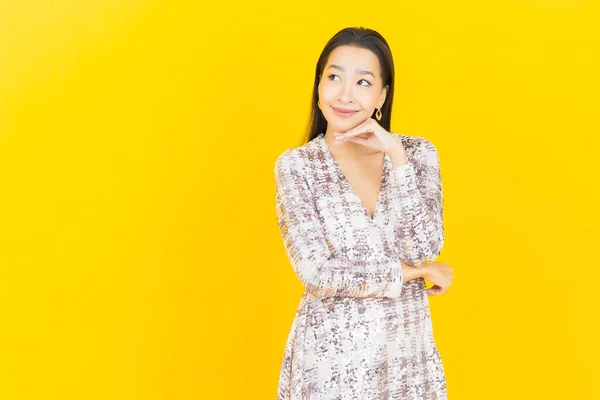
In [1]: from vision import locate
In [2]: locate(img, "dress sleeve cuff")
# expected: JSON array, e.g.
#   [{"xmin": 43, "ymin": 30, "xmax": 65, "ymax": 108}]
[{"xmin": 389, "ymin": 162, "xmax": 419, "ymax": 195}]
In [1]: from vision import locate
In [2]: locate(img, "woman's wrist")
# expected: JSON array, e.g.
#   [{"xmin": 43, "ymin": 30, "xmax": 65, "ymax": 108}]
[
  {"xmin": 401, "ymin": 262, "xmax": 424, "ymax": 283},
  {"xmin": 420, "ymin": 264, "xmax": 431, "ymax": 281},
  {"xmin": 401, "ymin": 261, "xmax": 432, "ymax": 283}
]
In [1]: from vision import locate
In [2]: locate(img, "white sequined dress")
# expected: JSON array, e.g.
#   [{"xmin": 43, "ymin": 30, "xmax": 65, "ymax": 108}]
[{"xmin": 275, "ymin": 132, "xmax": 447, "ymax": 399}]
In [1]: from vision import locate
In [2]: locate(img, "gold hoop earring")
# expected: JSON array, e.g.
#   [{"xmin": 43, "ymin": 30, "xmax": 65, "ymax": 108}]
[
  {"xmin": 318, "ymin": 100, "xmax": 321, "ymax": 110},
  {"xmin": 375, "ymin": 108, "xmax": 382, "ymax": 121}
]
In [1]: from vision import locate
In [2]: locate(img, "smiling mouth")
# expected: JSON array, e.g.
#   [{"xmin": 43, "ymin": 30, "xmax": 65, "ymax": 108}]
[{"xmin": 331, "ymin": 106, "xmax": 359, "ymax": 117}]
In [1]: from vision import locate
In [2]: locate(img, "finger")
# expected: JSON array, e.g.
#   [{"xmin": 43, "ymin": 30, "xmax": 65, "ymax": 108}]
[
  {"xmin": 335, "ymin": 133, "xmax": 369, "ymax": 144},
  {"xmin": 427, "ymin": 285, "xmax": 442, "ymax": 295},
  {"xmin": 345, "ymin": 126, "xmax": 376, "ymax": 140},
  {"xmin": 434, "ymin": 285, "xmax": 449, "ymax": 295},
  {"xmin": 347, "ymin": 136, "xmax": 368, "ymax": 146},
  {"xmin": 334, "ymin": 135, "xmax": 354, "ymax": 143}
]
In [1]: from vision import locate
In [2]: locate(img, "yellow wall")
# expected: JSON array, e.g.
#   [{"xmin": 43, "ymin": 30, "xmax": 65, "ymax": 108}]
[{"xmin": 1, "ymin": 1, "xmax": 598, "ymax": 398}]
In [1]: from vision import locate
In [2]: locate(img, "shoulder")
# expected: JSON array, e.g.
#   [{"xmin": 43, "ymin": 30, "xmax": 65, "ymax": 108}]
[
  {"xmin": 274, "ymin": 135, "xmax": 321, "ymax": 176},
  {"xmin": 274, "ymin": 147, "xmax": 309, "ymax": 180},
  {"xmin": 274, "ymin": 148, "xmax": 296, "ymax": 176},
  {"xmin": 275, "ymin": 148, "xmax": 296, "ymax": 164}
]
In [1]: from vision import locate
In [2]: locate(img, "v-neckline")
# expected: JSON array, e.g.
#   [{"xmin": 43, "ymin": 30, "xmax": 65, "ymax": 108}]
[{"xmin": 318, "ymin": 133, "xmax": 388, "ymax": 223}]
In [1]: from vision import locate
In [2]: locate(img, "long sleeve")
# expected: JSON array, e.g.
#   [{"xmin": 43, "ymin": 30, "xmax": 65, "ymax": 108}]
[
  {"xmin": 389, "ymin": 139, "xmax": 444, "ymax": 268},
  {"xmin": 275, "ymin": 150, "xmax": 404, "ymax": 299}
]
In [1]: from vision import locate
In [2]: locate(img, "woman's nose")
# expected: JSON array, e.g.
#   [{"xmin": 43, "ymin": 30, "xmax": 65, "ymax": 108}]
[{"xmin": 338, "ymin": 82, "xmax": 355, "ymax": 103}]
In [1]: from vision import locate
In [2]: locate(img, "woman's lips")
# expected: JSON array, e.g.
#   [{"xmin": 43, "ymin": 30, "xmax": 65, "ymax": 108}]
[{"xmin": 331, "ymin": 106, "xmax": 359, "ymax": 118}]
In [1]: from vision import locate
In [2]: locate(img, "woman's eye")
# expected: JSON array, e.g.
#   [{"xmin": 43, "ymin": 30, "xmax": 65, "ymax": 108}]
[{"xmin": 328, "ymin": 74, "xmax": 371, "ymax": 86}]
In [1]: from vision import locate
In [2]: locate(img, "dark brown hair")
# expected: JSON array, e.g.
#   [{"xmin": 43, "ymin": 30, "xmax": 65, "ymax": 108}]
[{"xmin": 301, "ymin": 27, "xmax": 396, "ymax": 146}]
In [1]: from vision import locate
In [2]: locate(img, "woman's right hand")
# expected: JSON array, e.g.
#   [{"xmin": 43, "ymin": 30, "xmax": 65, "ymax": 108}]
[{"xmin": 423, "ymin": 262, "xmax": 454, "ymax": 295}]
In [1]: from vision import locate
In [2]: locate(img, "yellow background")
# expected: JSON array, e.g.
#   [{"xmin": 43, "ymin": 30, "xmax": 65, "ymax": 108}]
[{"xmin": 1, "ymin": 1, "xmax": 598, "ymax": 398}]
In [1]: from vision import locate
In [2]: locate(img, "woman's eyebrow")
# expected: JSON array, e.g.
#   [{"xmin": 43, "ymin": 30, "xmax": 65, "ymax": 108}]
[{"xmin": 327, "ymin": 64, "xmax": 375, "ymax": 78}]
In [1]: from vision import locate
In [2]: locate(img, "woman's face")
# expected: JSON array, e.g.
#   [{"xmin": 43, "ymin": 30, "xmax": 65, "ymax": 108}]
[{"xmin": 318, "ymin": 45, "xmax": 388, "ymax": 134}]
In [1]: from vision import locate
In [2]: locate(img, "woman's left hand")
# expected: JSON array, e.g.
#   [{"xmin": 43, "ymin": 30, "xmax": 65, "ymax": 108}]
[{"xmin": 334, "ymin": 117, "xmax": 406, "ymax": 155}]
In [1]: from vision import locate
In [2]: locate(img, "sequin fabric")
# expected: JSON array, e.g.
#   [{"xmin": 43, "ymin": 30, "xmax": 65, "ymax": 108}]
[{"xmin": 274, "ymin": 132, "xmax": 447, "ymax": 399}]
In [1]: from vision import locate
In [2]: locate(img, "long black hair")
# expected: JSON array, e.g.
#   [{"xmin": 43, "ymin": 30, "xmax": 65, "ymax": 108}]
[{"xmin": 300, "ymin": 27, "xmax": 396, "ymax": 147}]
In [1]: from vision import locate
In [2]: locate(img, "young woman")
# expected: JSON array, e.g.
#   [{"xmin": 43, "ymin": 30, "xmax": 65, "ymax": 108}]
[{"xmin": 275, "ymin": 27, "xmax": 454, "ymax": 399}]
